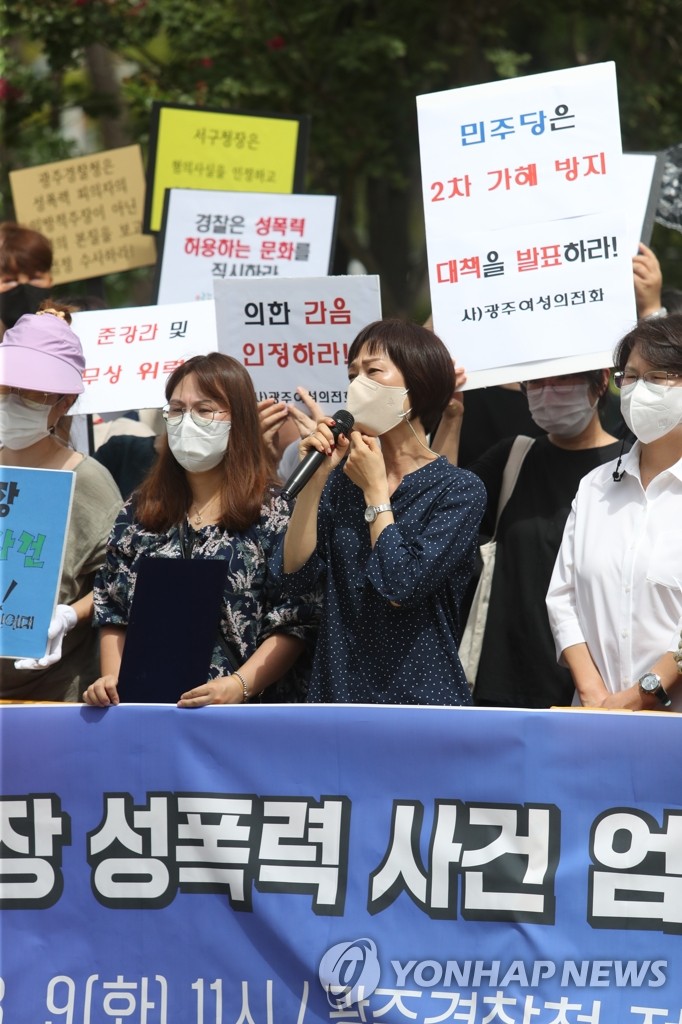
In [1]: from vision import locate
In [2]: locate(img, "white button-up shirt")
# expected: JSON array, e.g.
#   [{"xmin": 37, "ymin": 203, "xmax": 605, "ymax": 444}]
[{"xmin": 546, "ymin": 442, "xmax": 682, "ymax": 710}]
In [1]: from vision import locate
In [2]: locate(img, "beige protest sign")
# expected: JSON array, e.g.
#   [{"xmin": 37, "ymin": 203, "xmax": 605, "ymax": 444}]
[{"xmin": 9, "ymin": 146, "xmax": 156, "ymax": 284}]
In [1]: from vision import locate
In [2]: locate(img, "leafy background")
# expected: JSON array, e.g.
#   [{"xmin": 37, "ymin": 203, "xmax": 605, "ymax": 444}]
[{"xmin": 3, "ymin": 0, "xmax": 682, "ymax": 315}]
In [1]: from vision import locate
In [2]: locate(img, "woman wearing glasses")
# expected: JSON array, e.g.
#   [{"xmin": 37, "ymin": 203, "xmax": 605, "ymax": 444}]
[
  {"xmin": 0, "ymin": 307, "xmax": 123, "ymax": 701},
  {"xmin": 547, "ymin": 314, "xmax": 682, "ymax": 711},
  {"xmin": 83, "ymin": 352, "xmax": 318, "ymax": 708},
  {"xmin": 460, "ymin": 367, "xmax": 621, "ymax": 708}
]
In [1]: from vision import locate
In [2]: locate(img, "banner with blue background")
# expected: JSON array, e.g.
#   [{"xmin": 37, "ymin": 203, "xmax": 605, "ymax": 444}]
[{"xmin": 1, "ymin": 703, "xmax": 681, "ymax": 1022}]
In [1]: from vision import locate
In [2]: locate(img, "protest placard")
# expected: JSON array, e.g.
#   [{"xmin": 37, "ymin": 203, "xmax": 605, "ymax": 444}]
[
  {"xmin": 144, "ymin": 102, "xmax": 309, "ymax": 233},
  {"xmin": 9, "ymin": 146, "xmax": 156, "ymax": 285},
  {"xmin": 623, "ymin": 151, "xmax": 666, "ymax": 251},
  {"xmin": 155, "ymin": 189, "xmax": 338, "ymax": 303},
  {"xmin": 417, "ymin": 62, "xmax": 638, "ymax": 386},
  {"xmin": 69, "ymin": 300, "xmax": 217, "ymax": 415},
  {"xmin": 0, "ymin": 468, "xmax": 74, "ymax": 661},
  {"xmin": 213, "ymin": 275, "xmax": 382, "ymax": 413}
]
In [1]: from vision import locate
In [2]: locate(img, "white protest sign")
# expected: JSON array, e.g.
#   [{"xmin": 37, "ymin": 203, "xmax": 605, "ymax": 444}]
[
  {"xmin": 417, "ymin": 62, "xmax": 637, "ymax": 386},
  {"xmin": 70, "ymin": 301, "xmax": 217, "ymax": 414},
  {"xmin": 156, "ymin": 189, "xmax": 338, "ymax": 304},
  {"xmin": 213, "ymin": 275, "xmax": 382, "ymax": 412},
  {"xmin": 622, "ymin": 152, "xmax": 664, "ymax": 255}
]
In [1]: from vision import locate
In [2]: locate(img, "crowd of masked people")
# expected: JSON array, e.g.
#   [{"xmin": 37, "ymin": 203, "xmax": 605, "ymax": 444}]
[{"xmin": 1, "ymin": 220, "xmax": 682, "ymax": 711}]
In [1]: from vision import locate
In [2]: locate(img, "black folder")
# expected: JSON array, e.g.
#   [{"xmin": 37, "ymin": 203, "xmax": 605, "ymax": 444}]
[{"xmin": 117, "ymin": 556, "xmax": 229, "ymax": 703}]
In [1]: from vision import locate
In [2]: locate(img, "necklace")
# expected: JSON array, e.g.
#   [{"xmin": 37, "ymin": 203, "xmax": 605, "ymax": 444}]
[{"xmin": 190, "ymin": 493, "xmax": 220, "ymax": 525}]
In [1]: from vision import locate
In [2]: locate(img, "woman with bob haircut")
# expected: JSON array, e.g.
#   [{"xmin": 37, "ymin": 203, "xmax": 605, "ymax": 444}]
[
  {"xmin": 279, "ymin": 318, "xmax": 486, "ymax": 705},
  {"xmin": 83, "ymin": 352, "xmax": 319, "ymax": 707},
  {"xmin": 547, "ymin": 313, "xmax": 682, "ymax": 711}
]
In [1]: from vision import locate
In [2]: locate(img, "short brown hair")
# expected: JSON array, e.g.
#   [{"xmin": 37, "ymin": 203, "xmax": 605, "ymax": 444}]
[
  {"xmin": 347, "ymin": 319, "xmax": 455, "ymax": 435},
  {"xmin": 0, "ymin": 222, "xmax": 53, "ymax": 276},
  {"xmin": 134, "ymin": 353, "xmax": 275, "ymax": 532},
  {"xmin": 613, "ymin": 313, "xmax": 682, "ymax": 375}
]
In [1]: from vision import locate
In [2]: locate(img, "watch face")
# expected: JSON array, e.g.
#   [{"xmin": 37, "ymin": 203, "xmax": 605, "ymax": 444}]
[
  {"xmin": 640, "ymin": 674, "xmax": 660, "ymax": 693},
  {"xmin": 364, "ymin": 506, "xmax": 376, "ymax": 523}
]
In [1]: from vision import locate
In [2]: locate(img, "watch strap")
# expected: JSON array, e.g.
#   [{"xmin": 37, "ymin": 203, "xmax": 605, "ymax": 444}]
[{"xmin": 365, "ymin": 502, "xmax": 393, "ymax": 522}]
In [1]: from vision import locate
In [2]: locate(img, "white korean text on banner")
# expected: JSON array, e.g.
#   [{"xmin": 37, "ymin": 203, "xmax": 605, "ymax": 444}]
[
  {"xmin": 156, "ymin": 189, "xmax": 339, "ymax": 303},
  {"xmin": 417, "ymin": 63, "xmax": 638, "ymax": 386},
  {"xmin": 69, "ymin": 300, "xmax": 217, "ymax": 415},
  {"xmin": 0, "ymin": 468, "xmax": 73, "ymax": 660},
  {"xmin": 2, "ymin": 704, "xmax": 682, "ymax": 1020},
  {"xmin": 213, "ymin": 275, "xmax": 382, "ymax": 412}
]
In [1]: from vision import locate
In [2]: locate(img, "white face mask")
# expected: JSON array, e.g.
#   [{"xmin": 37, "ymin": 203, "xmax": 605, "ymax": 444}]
[
  {"xmin": 0, "ymin": 394, "xmax": 52, "ymax": 450},
  {"xmin": 620, "ymin": 380, "xmax": 682, "ymax": 444},
  {"xmin": 166, "ymin": 415, "xmax": 231, "ymax": 473},
  {"xmin": 346, "ymin": 375, "xmax": 410, "ymax": 436},
  {"xmin": 527, "ymin": 383, "xmax": 598, "ymax": 437}
]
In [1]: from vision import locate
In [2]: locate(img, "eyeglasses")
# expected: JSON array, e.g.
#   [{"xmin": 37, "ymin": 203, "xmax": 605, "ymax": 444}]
[
  {"xmin": 0, "ymin": 385, "xmax": 59, "ymax": 408},
  {"xmin": 613, "ymin": 370, "xmax": 682, "ymax": 390},
  {"xmin": 162, "ymin": 403, "xmax": 229, "ymax": 427},
  {"xmin": 520, "ymin": 381, "xmax": 585, "ymax": 395}
]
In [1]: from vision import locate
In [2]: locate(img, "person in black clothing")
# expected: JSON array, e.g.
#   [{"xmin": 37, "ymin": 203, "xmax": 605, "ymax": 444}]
[{"xmin": 436, "ymin": 369, "xmax": 626, "ymax": 708}]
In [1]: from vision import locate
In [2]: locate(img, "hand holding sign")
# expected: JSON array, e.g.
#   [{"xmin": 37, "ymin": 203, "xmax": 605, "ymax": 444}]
[{"xmin": 14, "ymin": 604, "xmax": 77, "ymax": 670}]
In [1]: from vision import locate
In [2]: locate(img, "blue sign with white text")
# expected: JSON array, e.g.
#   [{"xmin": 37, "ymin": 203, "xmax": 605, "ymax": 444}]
[
  {"xmin": 1, "ymin": 704, "xmax": 681, "ymax": 1022},
  {"xmin": 0, "ymin": 466, "xmax": 73, "ymax": 659}
]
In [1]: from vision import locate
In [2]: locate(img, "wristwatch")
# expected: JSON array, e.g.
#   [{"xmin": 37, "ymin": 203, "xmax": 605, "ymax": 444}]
[
  {"xmin": 364, "ymin": 503, "xmax": 393, "ymax": 523},
  {"xmin": 638, "ymin": 672, "xmax": 672, "ymax": 708}
]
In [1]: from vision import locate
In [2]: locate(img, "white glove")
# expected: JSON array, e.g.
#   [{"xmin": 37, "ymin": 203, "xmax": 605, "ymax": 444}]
[{"xmin": 14, "ymin": 604, "xmax": 78, "ymax": 671}]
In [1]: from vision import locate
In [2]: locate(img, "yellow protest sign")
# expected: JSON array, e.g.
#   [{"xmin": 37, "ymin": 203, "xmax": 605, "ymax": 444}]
[
  {"xmin": 9, "ymin": 145, "xmax": 156, "ymax": 285},
  {"xmin": 144, "ymin": 102, "xmax": 308, "ymax": 232}
]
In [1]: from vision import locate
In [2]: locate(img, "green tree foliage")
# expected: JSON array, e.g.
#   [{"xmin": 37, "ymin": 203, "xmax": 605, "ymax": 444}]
[{"xmin": 3, "ymin": 0, "xmax": 682, "ymax": 312}]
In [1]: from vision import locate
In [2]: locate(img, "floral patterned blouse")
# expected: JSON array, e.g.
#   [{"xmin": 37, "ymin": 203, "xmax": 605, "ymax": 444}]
[{"xmin": 93, "ymin": 493, "xmax": 320, "ymax": 700}]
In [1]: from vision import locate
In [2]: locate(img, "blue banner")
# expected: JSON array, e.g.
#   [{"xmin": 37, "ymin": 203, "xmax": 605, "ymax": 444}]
[
  {"xmin": 0, "ymin": 466, "xmax": 74, "ymax": 659},
  {"xmin": 1, "ymin": 704, "xmax": 681, "ymax": 1022}
]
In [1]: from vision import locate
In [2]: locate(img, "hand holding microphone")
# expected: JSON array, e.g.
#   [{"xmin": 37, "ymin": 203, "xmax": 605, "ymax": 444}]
[{"xmin": 281, "ymin": 409, "xmax": 354, "ymax": 500}]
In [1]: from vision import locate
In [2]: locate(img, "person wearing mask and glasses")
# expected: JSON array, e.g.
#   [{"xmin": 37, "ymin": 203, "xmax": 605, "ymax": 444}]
[
  {"xmin": 547, "ymin": 314, "xmax": 682, "ymax": 712},
  {"xmin": 444, "ymin": 367, "xmax": 622, "ymax": 708},
  {"xmin": 83, "ymin": 352, "xmax": 319, "ymax": 708}
]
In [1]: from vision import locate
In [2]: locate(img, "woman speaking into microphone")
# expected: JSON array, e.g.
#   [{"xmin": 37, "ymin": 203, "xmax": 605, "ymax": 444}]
[{"xmin": 279, "ymin": 318, "xmax": 486, "ymax": 705}]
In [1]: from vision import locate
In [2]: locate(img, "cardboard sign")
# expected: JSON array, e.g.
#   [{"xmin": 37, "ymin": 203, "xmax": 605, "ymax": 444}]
[
  {"xmin": 0, "ymin": 468, "xmax": 74, "ymax": 660},
  {"xmin": 156, "ymin": 188, "xmax": 338, "ymax": 303},
  {"xmin": 9, "ymin": 146, "xmax": 156, "ymax": 285},
  {"xmin": 213, "ymin": 275, "xmax": 382, "ymax": 412},
  {"xmin": 144, "ymin": 102, "xmax": 309, "ymax": 232},
  {"xmin": 69, "ymin": 300, "xmax": 217, "ymax": 414},
  {"xmin": 417, "ymin": 63, "xmax": 637, "ymax": 386}
]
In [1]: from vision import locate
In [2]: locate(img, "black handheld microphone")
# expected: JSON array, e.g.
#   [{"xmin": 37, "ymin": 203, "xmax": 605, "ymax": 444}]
[{"xmin": 280, "ymin": 409, "xmax": 354, "ymax": 500}]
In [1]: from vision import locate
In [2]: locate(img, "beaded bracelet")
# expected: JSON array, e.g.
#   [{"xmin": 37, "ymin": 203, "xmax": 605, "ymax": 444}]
[{"xmin": 232, "ymin": 669, "xmax": 250, "ymax": 703}]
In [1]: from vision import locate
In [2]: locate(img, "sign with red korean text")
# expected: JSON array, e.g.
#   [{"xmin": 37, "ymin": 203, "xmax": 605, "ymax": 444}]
[
  {"xmin": 155, "ymin": 189, "xmax": 338, "ymax": 304},
  {"xmin": 144, "ymin": 103, "xmax": 309, "ymax": 233},
  {"xmin": 68, "ymin": 301, "xmax": 217, "ymax": 415},
  {"xmin": 9, "ymin": 146, "xmax": 156, "ymax": 285},
  {"xmin": 212, "ymin": 276, "xmax": 382, "ymax": 412},
  {"xmin": 417, "ymin": 62, "xmax": 637, "ymax": 387}
]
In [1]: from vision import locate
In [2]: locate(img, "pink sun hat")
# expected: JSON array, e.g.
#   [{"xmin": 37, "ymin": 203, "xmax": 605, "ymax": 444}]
[{"xmin": 0, "ymin": 309, "xmax": 85, "ymax": 394}]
